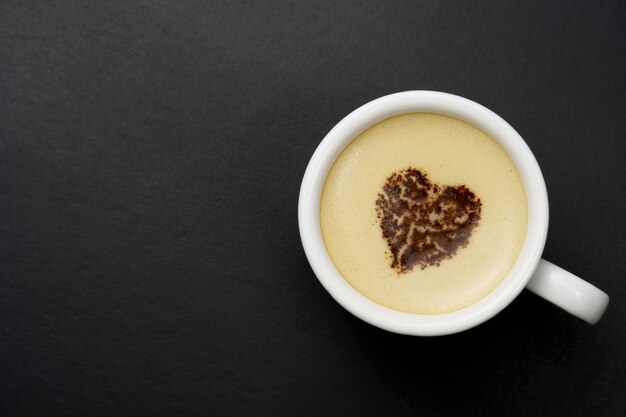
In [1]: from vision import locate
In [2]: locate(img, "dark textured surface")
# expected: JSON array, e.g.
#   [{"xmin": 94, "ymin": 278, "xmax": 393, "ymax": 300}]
[{"xmin": 1, "ymin": 1, "xmax": 625, "ymax": 416}]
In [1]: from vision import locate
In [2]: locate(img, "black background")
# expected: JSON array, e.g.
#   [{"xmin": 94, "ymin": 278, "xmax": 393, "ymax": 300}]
[{"xmin": 1, "ymin": 1, "xmax": 625, "ymax": 416}]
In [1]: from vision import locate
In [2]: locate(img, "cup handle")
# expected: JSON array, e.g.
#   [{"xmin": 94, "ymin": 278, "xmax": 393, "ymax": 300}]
[{"xmin": 526, "ymin": 259, "xmax": 609, "ymax": 324}]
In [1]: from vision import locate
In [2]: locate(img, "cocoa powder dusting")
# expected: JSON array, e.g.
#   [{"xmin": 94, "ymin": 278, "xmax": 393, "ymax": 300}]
[{"xmin": 375, "ymin": 168, "xmax": 482, "ymax": 273}]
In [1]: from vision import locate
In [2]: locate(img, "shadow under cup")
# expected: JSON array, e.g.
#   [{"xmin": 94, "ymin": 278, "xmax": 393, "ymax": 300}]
[{"xmin": 298, "ymin": 91, "xmax": 549, "ymax": 336}]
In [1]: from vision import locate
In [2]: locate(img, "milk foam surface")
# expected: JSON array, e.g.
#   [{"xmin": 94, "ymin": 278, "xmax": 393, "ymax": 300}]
[{"xmin": 320, "ymin": 113, "xmax": 528, "ymax": 314}]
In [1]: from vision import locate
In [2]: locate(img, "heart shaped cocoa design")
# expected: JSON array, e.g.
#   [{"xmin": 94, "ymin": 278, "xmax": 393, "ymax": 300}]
[{"xmin": 375, "ymin": 168, "xmax": 482, "ymax": 273}]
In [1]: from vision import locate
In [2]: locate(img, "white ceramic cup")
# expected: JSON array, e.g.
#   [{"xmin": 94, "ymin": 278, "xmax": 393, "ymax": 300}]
[{"xmin": 298, "ymin": 91, "xmax": 609, "ymax": 336}]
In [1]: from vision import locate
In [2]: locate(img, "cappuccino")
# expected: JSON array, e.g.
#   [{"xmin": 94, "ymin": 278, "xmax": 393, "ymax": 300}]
[{"xmin": 320, "ymin": 113, "xmax": 527, "ymax": 314}]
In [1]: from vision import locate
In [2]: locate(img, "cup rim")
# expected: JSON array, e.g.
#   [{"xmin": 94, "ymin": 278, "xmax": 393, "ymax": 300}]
[{"xmin": 298, "ymin": 91, "xmax": 549, "ymax": 336}]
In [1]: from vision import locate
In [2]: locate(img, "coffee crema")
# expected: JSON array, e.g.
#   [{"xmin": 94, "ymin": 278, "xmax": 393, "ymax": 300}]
[{"xmin": 320, "ymin": 113, "xmax": 528, "ymax": 314}]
